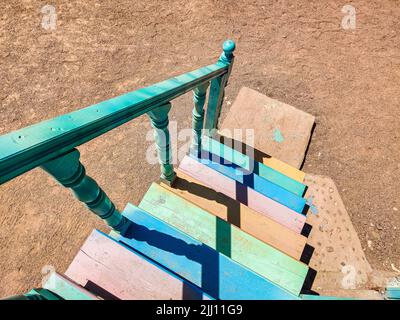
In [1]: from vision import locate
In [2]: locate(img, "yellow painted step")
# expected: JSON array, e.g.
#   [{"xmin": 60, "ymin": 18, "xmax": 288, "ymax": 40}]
[{"xmin": 262, "ymin": 157, "xmax": 305, "ymax": 183}]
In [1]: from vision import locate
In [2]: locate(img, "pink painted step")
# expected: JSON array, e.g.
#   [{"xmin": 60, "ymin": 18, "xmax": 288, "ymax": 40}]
[
  {"xmin": 65, "ymin": 229, "xmax": 211, "ymax": 300},
  {"xmin": 179, "ymin": 155, "xmax": 306, "ymax": 233}
]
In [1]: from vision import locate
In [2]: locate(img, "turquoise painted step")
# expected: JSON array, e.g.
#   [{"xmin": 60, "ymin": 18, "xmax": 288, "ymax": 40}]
[
  {"xmin": 43, "ymin": 272, "xmax": 98, "ymax": 300},
  {"xmin": 386, "ymin": 287, "xmax": 400, "ymax": 299},
  {"xmin": 190, "ymin": 153, "xmax": 307, "ymax": 214},
  {"xmin": 110, "ymin": 203, "xmax": 299, "ymax": 300},
  {"xmin": 202, "ymin": 135, "xmax": 306, "ymax": 196},
  {"xmin": 26, "ymin": 288, "xmax": 62, "ymax": 300},
  {"xmin": 140, "ymin": 183, "xmax": 308, "ymax": 296}
]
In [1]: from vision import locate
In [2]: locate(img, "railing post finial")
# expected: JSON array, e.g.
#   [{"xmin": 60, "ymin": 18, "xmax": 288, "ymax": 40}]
[
  {"xmin": 204, "ymin": 40, "xmax": 236, "ymax": 134},
  {"xmin": 220, "ymin": 40, "xmax": 236, "ymax": 64}
]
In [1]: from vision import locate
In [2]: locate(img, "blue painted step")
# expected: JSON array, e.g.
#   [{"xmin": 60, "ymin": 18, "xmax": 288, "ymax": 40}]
[
  {"xmin": 201, "ymin": 135, "xmax": 307, "ymax": 196},
  {"xmin": 110, "ymin": 203, "xmax": 299, "ymax": 300},
  {"xmin": 190, "ymin": 152, "xmax": 307, "ymax": 214}
]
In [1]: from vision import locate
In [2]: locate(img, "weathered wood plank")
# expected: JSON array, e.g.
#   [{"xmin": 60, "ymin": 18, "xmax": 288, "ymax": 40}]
[
  {"xmin": 139, "ymin": 183, "xmax": 308, "ymax": 295},
  {"xmin": 201, "ymin": 135, "xmax": 306, "ymax": 196},
  {"xmin": 25, "ymin": 289, "xmax": 62, "ymax": 300},
  {"xmin": 66, "ymin": 230, "xmax": 211, "ymax": 300},
  {"xmin": 179, "ymin": 156, "xmax": 306, "ymax": 233},
  {"xmin": 111, "ymin": 203, "xmax": 299, "ymax": 300},
  {"xmin": 43, "ymin": 272, "xmax": 99, "ymax": 300},
  {"xmin": 160, "ymin": 169, "xmax": 307, "ymax": 260},
  {"xmin": 262, "ymin": 157, "xmax": 305, "ymax": 182},
  {"xmin": 191, "ymin": 153, "xmax": 307, "ymax": 214}
]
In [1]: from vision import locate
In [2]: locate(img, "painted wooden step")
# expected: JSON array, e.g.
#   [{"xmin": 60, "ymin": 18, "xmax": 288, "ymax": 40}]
[
  {"xmin": 140, "ymin": 183, "xmax": 308, "ymax": 295},
  {"xmin": 201, "ymin": 135, "xmax": 306, "ymax": 196},
  {"xmin": 25, "ymin": 288, "xmax": 62, "ymax": 300},
  {"xmin": 179, "ymin": 155, "xmax": 306, "ymax": 233},
  {"xmin": 160, "ymin": 169, "xmax": 308, "ymax": 260},
  {"xmin": 66, "ymin": 229, "xmax": 211, "ymax": 300},
  {"xmin": 110, "ymin": 203, "xmax": 299, "ymax": 300},
  {"xmin": 215, "ymin": 133, "xmax": 306, "ymax": 182},
  {"xmin": 263, "ymin": 156, "xmax": 305, "ymax": 182},
  {"xmin": 191, "ymin": 153, "xmax": 307, "ymax": 214},
  {"xmin": 43, "ymin": 272, "xmax": 99, "ymax": 300},
  {"xmin": 4, "ymin": 289, "xmax": 61, "ymax": 300},
  {"xmin": 386, "ymin": 287, "xmax": 400, "ymax": 300}
]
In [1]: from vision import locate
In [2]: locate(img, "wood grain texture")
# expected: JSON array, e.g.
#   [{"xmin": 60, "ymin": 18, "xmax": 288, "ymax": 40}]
[
  {"xmin": 66, "ymin": 230, "xmax": 211, "ymax": 300},
  {"xmin": 190, "ymin": 153, "xmax": 307, "ymax": 214},
  {"xmin": 111, "ymin": 203, "xmax": 298, "ymax": 300},
  {"xmin": 262, "ymin": 157, "xmax": 305, "ymax": 182},
  {"xmin": 179, "ymin": 156, "xmax": 306, "ymax": 233},
  {"xmin": 202, "ymin": 135, "xmax": 306, "ymax": 196},
  {"xmin": 139, "ymin": 183, "xmax": 308, "ymax": 295},
  {"xmin": 43, "ymin": 272, "xmax": 99, "ymax": 300},
  {"xmin": 160, "ymin": 169, "xmax": 307, "ymax": 260}
]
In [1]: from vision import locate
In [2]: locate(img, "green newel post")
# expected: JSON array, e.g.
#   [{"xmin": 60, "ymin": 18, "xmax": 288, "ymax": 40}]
[
  {"xmin": 41, "ymin": 149, "xmax": 128, "ymax": 232},
  {"xmin": 204, "ymin": 40, "xmax": 236, "ymax": 135},
  {"xmin": 147, "ymin": 102, "xmax": 176, "ymax": 185},
  {"xmin": 190, "ymin": 82, "xmax": 209, "ymax": 156}
]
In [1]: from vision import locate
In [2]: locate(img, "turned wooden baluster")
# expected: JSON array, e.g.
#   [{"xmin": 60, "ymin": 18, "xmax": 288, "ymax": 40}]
[
  {"xmin": 204, "ymin": 40, "xmax": 236, "ymax": 136},
  {"xmin": 190, "ymin": 82, "xmax": 209, "ymax": 157},
  {"xmin": 41, "ymin": 149, "xmax": 128, "ymax": 232},
  {"xmin": 147, "ymin": 102, "xmax": 176, "ymax": 185}
]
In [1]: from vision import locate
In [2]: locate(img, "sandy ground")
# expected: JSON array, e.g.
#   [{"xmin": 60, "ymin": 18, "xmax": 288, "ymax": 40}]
[{"xmin": 0, "ymin": 0, "xmax": 399, "ymax": 297}]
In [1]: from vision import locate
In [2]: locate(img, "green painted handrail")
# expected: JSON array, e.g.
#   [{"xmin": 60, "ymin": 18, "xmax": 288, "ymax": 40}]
[
  {"xmin": 0, "ymin": 63, "xmax": 230, "ymax": 184},
  {"xmin": 0, "ymin": 40, "xmax": 236, "ymax": 232}
]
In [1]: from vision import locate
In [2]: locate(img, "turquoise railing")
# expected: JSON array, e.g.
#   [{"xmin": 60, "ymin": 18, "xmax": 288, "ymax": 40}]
[{"xmin": 0, "ymin": 40, "xmax": 235, "ymax": 232}]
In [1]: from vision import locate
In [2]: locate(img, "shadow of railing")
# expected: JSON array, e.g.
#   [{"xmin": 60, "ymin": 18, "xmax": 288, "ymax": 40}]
[{"xmin": 121, "ymin": 219, "xmax": 221, "ymax": 299}]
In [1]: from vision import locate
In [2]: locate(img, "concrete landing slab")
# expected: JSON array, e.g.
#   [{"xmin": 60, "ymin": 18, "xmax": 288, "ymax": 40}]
[
  {"xmin": 219, "ymin": 87, "xmax": 315, "ymax": 169},
  {"xmin": 304, "ymin": 174, "xmax": 377, "ymax": 298},
  {"xmin": 217, "ymin": 87, "xmax": 395, "ymax": 298}
]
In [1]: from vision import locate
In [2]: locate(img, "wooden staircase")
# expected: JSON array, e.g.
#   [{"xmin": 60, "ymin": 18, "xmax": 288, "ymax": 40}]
[
  {"xmin": 36, "ymin": 135, "xmax": 318, "ymax": 300},
  {"xmin": 0, "ymin": 40, "xmax": 357, "ymax": 300}
]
